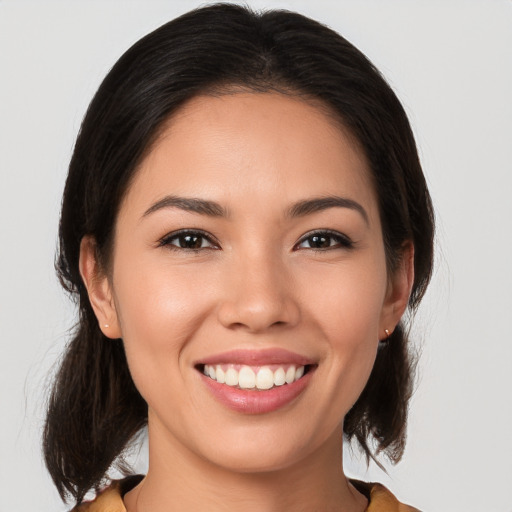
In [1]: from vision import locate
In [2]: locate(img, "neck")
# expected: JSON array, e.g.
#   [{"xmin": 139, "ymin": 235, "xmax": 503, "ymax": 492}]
[{"xmin": 125, "ymin": 422, "xmax": 367, "ymax": 512}]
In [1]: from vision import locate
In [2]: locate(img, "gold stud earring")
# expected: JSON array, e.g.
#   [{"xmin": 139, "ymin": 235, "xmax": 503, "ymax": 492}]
[{"xmin": 379, "ymin": 329, "xmax": 392, "ymax": 346}]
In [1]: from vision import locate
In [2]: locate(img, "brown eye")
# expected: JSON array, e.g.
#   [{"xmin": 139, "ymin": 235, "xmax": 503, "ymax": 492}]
[
  {"xmin": 306, "ymin": 234, "xmax": 331, "ymax": 248},
  {"xmin": 177, "ymin": 234, "xmax": 204, "ymax": 249},
  {"xmin": 296, "ymin": 230, "xmax": 354, "ymax": 250},
  {"xmin": 159, "ymin": 230, "xmax": 218, "ymax": 251}
]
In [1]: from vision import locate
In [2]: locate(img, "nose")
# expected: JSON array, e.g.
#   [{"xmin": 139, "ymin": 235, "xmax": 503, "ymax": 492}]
[{"xmin": 216, "ymin": 251, "xmax": 301, "ymax": 333}]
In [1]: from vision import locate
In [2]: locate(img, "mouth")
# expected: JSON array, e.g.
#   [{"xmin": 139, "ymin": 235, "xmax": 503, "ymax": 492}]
[
  {"xmin": 197, "ymin": 363, "xmax": 315, "ymax": 391},
  {"xmin": 195, "ymin": 349, "xmax": 317, "ymax": 414}
]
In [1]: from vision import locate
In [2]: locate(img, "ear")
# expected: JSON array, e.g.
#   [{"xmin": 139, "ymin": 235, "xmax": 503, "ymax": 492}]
[
  {"xmin": 379, "ymin": 241, "xmax": 415, "ymax": 340},
  {"xmin": 79, "ymin": 236, "xmax": 122, "ymax": 339}
]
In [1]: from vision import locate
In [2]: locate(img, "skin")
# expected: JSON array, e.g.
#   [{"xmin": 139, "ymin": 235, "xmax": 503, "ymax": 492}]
[{"xmin": 80, "ymin": 92, "xmax": 413, "ymax": 511}]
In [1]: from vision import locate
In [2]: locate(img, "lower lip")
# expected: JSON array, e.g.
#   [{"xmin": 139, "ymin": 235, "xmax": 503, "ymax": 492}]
[{"xmin": 200, "ymin": 368, "xmax": 314, "ymax": 414}]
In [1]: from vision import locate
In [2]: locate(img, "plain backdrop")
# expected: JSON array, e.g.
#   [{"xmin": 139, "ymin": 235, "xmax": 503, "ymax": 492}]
[{"xmin": 1, "ymin": 1, "xmax": 511, "ymax": 511}]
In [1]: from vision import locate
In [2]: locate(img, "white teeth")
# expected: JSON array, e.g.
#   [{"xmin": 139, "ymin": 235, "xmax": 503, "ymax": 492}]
[
  {"xmin": 225, "ymin": 367, "xmax": 238, "ymax": 386},
  {"xmin": 273, "ymin": 367, "xmax": 286, "ymax": 386},
  {"xmin": 239, "ymin": 366, "xmax": 256, "ymax": 389},
  {"xmin": 256, "ymin": 367, "xmax": 274, "ymax": 390},
  {"xmin": 215, "ymin": 366, "xmax": 225, "ymax": 384},
  {"xmin": 203, "ymin": 364, "xmax": 307, "ymax": 389},
  {"xmin": 285, "ymin": 366, "xmax": 296, "ymax": 384}
]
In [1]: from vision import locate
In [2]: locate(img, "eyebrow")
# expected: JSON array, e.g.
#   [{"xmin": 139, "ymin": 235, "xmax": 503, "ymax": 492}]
[
  {"xmin": 286, "ymin": 196, "xmax": 369, "ymax": 225},
  {"xmin": 143, "ymin": 196, "xmax": 227, "ymax": 218},
  {"xmin": 142, "ymin": 194, "xmax": 368, "ymax": 224}
]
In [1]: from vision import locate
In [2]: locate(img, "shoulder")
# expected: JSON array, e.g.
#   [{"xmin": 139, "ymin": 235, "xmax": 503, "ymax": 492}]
[
  {"xmin": 351, "ymin": 479, "xmax": 421, "ymax": 512},
  {"xmin": 71, "ymin": 475, "xmax": 143, "ymax": 512}
]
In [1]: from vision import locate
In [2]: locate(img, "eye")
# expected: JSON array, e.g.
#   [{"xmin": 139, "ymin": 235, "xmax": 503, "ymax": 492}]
[
  {"xmin": 295, "ymin": 230, "xmax": 354, "ymax": 250},
  {"xmin": 158, "ymin": 230, "xmax": 219, "ymax": 251}
]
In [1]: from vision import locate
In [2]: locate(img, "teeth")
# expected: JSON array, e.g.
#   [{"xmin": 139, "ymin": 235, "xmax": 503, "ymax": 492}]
[
  {"xmin": 203, "ymin": 364, "xmax": 307, "ymax": 390},
  {"xmin": 285, "ymin": 366, "xmax": 295, "ymax": 384},
  {"xmin": 225, "ymin": 367, "xmax": 238, "ymax": 386},
  {"xmin": 256, "ymin": 367, "xmax": 274, "ymax": 390},
  {"xmin": 273, "ymin": 367, "xmax": 286, "ymax": 386},
  {"xmin": 239, "ymin": 366, "xmax": 256, "ymax": 389},
  {"xmin": 216, "ymin": 366, "xmax": 225, "ymax": 384}
]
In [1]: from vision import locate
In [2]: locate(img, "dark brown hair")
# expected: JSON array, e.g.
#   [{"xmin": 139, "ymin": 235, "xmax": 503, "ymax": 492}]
[{"xmin": 44, "ymin": 3, "xmax": 434, "ymax": 505}]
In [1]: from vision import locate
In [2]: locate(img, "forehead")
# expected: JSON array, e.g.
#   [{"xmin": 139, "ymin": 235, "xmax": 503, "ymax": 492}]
[{"xmin": 122, "ymin": 92, "xmax": 377, "ymax": 221}]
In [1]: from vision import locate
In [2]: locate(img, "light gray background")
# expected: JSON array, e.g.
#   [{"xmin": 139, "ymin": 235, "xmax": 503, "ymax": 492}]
[{"xmin": 1, "ymin": 1, "xmax": 511, "ymax": 511}]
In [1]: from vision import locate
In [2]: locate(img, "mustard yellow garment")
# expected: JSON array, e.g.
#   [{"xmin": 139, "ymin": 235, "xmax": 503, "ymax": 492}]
[{"xmin": 73, "ymin": 476, "xmax": 420, "ymax": 511}]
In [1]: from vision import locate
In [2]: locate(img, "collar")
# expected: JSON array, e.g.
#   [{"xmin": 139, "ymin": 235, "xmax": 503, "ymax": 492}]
[{"xmin": 73, "ymin": 475, "xmax": 420, "ymax": 511}]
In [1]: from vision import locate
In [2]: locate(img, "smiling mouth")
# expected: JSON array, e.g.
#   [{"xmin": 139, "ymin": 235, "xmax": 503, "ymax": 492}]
[{"xmin": 198, "ymin": 363, "xmax": 315, "ymax": 391}]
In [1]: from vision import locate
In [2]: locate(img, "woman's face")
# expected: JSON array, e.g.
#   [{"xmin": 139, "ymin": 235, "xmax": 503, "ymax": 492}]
[{"xmin": 84, "ymin": 92, "xmax": 411, "ymax": 473}]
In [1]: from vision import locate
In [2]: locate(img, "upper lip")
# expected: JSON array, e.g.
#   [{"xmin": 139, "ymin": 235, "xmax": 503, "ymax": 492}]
[{"xmin": 196, "ymin": 348, "xmax": 316, "ymax": 367}]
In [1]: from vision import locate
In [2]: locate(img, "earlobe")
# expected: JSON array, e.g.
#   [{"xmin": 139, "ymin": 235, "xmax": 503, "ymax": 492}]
[
  {"xmin": 79, "ymin": 236, "xmax": 122, "ymax": 339},
  {"xmin": 380, "ymin": 242, "xmax": 415, "ymax": 339}
]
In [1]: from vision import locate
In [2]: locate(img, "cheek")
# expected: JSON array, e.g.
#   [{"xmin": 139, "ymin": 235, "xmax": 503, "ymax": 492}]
[
  {"xmin": 111, "ymin": 255, "xmax": 218, "ymax": 394},
  {"xmin": 302, "ymin": 257, "xmax": 387, "ymax": 402},
  {"xmin": 305, "ymin": 253, "xmax": 387, "ymax": 337}
]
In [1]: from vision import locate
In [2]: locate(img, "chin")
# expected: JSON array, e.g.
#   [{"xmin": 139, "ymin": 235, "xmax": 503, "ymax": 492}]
[{"xmin": 190, "ymin": 422, "xmax": 327, "ymax": 475}]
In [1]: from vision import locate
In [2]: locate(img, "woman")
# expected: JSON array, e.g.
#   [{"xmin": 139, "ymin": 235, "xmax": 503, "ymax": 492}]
[{"xmin": 44, "ymin": 4, "xmax": 434, "ymax": 511}]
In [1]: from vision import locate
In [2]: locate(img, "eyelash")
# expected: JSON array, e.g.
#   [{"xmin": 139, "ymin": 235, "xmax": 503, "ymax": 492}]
[
  {"xmin": 294, "ymin": 229, "xmax": 355, "ymax": 251},
  {"xmin": 158, "ymin": 229, "xmax": 220, "ymax": 252},
  {"xmin": 158, "ymin": 229, "xmax": 354, "ymax": 252}
]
